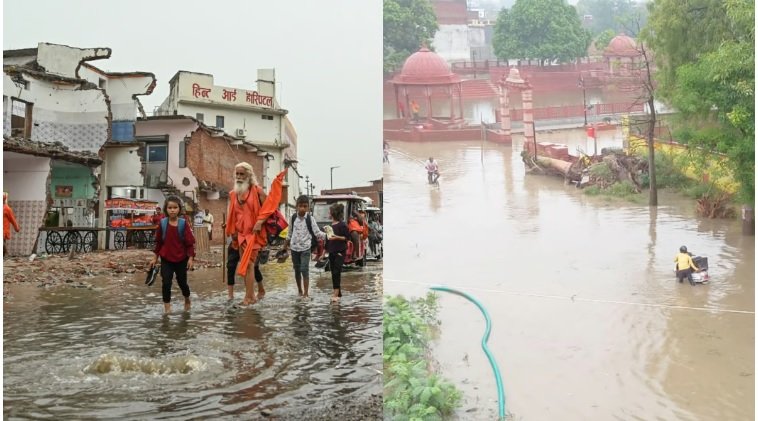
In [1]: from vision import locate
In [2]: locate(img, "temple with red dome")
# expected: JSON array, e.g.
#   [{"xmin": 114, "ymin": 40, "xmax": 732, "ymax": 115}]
[
  {"xmin": 383, "ymin": 37, "xmax": 650, "ymax": 144},
  {"xmin": 603, "ymin": 33, "xmax": 642, "ymax": 76},
  {"xmin": 391, "ymin": 47, "xmax": 464, "ymax": 122}
]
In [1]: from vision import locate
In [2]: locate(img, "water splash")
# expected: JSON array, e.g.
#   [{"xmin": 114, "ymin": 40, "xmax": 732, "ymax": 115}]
[{"xmin": 84, "ymin": 353, "xmax": 206, "ymax": 375}]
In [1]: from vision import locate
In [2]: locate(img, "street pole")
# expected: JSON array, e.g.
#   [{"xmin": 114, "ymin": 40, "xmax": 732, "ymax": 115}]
[
  {"xmin": 305, "ymin": 175, "xmax": 309, "ymax": 196},
  {"xmin": 472, "ymin": 50, "xmax": 477, "ymax": 78},
  {"xmin": 330, "ymin": 166, "xmax": 339, "ymax": 190},
  {"xmin": 579, "ymin": 76, "xmax": 587, "ymax": 126}
]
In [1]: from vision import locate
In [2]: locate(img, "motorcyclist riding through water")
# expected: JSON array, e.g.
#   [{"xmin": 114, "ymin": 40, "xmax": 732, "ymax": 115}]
[{"xmin": 425, "ymin": 157, "xmax": 439, "ymax": 184}]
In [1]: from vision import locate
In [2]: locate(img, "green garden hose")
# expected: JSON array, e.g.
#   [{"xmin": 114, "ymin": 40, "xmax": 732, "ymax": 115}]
[{"xmin": 430, "ymin": 285, "xmax": 506, "ymax": 420}]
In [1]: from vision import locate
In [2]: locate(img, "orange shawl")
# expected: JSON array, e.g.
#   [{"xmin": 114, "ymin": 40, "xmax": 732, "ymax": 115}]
[
  {"xmin": 226, "ymin": 169, "xmax": 287, "ymax": 277},
  {"xmin": 4, "ymin": 204, "xmax": 19, "ymax": 240}
]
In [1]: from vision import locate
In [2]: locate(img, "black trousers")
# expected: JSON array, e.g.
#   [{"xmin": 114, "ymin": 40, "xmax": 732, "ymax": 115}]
[
  {"xmin": 227, "ymin": 245, "xmax": 262, "ymax": 285},
  {"xmin": 677, "ymin": 268, "xmax": 694, "ymax": 284},
  {"xmin": 329, "ymin": 252, "xmax": 345, "ymax": 291},
  {"xmin": 160, "ymin": 258, "xmax": 190, "ymax": 303}
]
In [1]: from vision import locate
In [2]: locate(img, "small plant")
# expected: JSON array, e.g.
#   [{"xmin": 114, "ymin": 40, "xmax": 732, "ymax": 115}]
[{"xmin": 384, "ymin": 293, "xmax": 462, "ymax": 420}]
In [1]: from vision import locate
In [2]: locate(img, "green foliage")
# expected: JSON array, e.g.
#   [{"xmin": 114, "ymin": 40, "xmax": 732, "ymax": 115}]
[
  {"xmin": 594, "ymin": 29, "xmax": 616, "ymax": 51},
  {"xmin": 384, "ymin": 293, "xmax": 462, "ymax": 420},
  {"xmin": 383, "ymin": 0, "xmax": 439, "ymax": 73},
  {"xmin": 575, "ymin": 0, "xmax": 647, "ymax": 35},
  {"xmin": 584, "ymin": 181, "xmax": 642, "ymax": 202},
  {"xmin": 643, "ymin": 0, "xmax": 754, "ymax": 203},
  {"xmin": 607, "ymin": 181, "xmax": 641, "ymax": 198},
  {"xmin": 588, "ymin": 162, "xmax": 614, "ymax": 184},
  {"xmin": 650, "ymin": 152, "xmax": 696, "ymax": 190},
  {"xmin": 583, "ymin": 185, "xmax": 602, "ymax": 196},
  {"xmin": 643, "ymin": 0, "xmax": 734, "ymax": 99},
  {"xmin": 583, "ymin": 180, "xmax": 643, "ymax": 203},
  {"xmin": 683, "ymin": 183, "xmax": 715, "ymax": 200},
  {"xmin": 493, "ymin": 0, "xmax": 592, "ymax": 64}
]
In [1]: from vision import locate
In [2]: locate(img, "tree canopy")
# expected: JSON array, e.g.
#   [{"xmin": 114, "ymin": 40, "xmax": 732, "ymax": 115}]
[
  {"xmin": 575, "ymin": 0, "xmax": 647, "ymax": 35},
  {"xmin": 644, "ymin": 0, "xmax": 735, "ymax": 98},
  {"xmin": 644, "ymin": 0, "xmax": 754, "ymax": 203},
  {"xmin": 492, "ymin": 0, "xmax": 591, "ymax": 65},
  {"xmin": 594, "ymin": 29, "xmax": 616, "ymax": 52},
  {"xmin": 383, "ymin": 0, "xmax": 438, "ymax": 73}
]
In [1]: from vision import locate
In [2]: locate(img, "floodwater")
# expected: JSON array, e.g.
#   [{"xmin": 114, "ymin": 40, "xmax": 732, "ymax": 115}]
[
  {"xmin": 4, "ymin": 260, "xmax": 382, "ymax": 419},
  {"xmin": 383, "ymin": 136, "xmax": 754, "ymax": 420}
]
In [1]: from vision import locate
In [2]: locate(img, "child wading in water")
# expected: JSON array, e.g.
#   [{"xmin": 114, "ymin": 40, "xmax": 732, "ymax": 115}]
[
  {"xmin": 150, "ymin": 196, "xmax": 196, "ymax": 313},
  {"xmin": 326, "ymin": 203, "xmax": 349, "ymax": 301},
  {"xmin": 283, "ymin": 195, "xmax": 326, "ymax": 299}
]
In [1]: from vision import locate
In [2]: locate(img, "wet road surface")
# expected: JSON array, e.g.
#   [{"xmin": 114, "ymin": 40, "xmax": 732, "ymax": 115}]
[
  {"xmin": 383, "ymin": 135, "xmax": 754, "ymax": 420},
  {"xmin": 4, "ymin": 260, "xmax": 382, "ymax": 419}
]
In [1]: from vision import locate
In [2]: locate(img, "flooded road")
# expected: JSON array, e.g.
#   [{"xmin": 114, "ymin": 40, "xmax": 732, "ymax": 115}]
[
  {"xmin": 4, "ymin": 260, "xmax": 382, "ymax": 419},
  {"xmin": 384, "ymin": 137, "xmax": 754, "ymax": 420}
]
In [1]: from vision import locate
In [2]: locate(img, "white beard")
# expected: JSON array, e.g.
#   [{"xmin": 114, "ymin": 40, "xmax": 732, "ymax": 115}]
[{"xmin": 234, "ymin": 180, "xmax": 251, "ymax": 196}]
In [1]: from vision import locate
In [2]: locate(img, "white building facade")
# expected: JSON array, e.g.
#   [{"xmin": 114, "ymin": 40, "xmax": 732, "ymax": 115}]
[{"xmin": 155, "ymin": 70, "xmax": 300, "ymax": 206}]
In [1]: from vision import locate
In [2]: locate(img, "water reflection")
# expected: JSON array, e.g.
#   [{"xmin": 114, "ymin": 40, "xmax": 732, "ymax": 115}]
[
  {"xmin": 384, "ymin": 137, "xmax": 754, "ymax": 420},
  {"xmin": 429, "ymin": 188, "xmax": 441, "ymax": 212}
]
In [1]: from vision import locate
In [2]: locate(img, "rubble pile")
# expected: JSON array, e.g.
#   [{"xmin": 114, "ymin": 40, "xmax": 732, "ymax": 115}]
[{"xmin": 3, "ymin": 248, "xmax": 223, "ymax": 291}]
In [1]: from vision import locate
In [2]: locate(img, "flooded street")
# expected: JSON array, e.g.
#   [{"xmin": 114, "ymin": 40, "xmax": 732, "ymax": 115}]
[
  {"xmin": 4, "ymin": 260, "xmax": 382, "ymax": 419},
  {"xmin": 384, "ymin": 137, "xmax": 754, "ymax": 420}
]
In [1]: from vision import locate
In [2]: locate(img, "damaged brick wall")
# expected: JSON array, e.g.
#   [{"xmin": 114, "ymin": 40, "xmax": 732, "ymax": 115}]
[{"xmin": 185, "ymin": 129, "xmax": 265, "ymax": 244}]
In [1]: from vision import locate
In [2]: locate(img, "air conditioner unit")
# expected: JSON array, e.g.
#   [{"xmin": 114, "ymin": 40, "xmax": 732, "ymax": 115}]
[{"xmin": 235, "ymin": 128, "xmax": 247, "ymax": 137}]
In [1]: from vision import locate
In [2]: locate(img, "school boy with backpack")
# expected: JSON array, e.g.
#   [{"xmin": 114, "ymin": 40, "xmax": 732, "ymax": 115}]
[{"xmin": 283, "ymin": 195, "xmax": 326, "ymax": 298}]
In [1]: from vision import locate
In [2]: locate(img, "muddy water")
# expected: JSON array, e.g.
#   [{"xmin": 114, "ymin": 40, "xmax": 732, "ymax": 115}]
[
  {"xmin": 4, "ymin": 261, "xmax": 382, "ymax": 419},
  {"xmin": 384, "ymin": 138, "xmax": 754, "ymax": 420}
]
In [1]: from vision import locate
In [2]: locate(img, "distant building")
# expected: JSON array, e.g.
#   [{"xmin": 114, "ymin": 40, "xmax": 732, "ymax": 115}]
[
  {"xmin": 319, "ymin": 179, "xmax": 383, "ymax": 209},
  {"xmin": 431, "ymin": 0, "xmax": 495, "ymax": 62}
]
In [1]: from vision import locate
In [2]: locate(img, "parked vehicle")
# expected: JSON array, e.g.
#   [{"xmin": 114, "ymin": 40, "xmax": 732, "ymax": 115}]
[{"xmin": 310, "ymin": 194, "xmax": 369, "ymax": 268}]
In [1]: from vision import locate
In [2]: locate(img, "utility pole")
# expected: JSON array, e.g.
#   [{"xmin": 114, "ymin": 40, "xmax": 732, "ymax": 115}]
[
  {"xmin": 579, "ymin": 76, "xmax": 588, "ymax": 126},
  {"xmin": 330, "ymin": 166, "xmax": 340, "ymax": 190}
]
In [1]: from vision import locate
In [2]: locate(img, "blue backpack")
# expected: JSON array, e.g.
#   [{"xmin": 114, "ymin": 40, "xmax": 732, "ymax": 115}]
[{"xmin": 160, "ymin": 217, "xmax": 186, "ymax": 241}]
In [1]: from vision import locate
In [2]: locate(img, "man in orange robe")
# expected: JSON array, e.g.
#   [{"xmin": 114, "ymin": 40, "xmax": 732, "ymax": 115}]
[
  {"xmin": 225, "ymin": 163, "xmax": 287, "ymax": 305},
  {"xmin": 3, "ymin": 192, "xmax": 20, "ymax": 256}
]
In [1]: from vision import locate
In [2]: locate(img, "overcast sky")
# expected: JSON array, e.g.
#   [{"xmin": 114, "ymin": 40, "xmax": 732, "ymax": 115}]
[{"xmin": 3, "ymin": 0, "xmax": 382, "ymax": 193}]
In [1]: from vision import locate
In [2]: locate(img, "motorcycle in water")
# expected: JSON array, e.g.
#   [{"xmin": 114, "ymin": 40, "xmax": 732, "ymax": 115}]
[
  {"xmin": 427, "ymin": 171, "xmax": 440, "ymax": 186},
  {"xmin": 675, "ymin": 255, "xmax": 710, "ymax": 284}
]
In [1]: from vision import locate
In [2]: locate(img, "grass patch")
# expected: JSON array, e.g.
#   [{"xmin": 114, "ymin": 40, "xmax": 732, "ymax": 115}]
[
  {"xmin": 607, "ymin": 181, "xmax": 640, "ymax": 198},
  {"xmin": 583, "ymin": 181, "xmax": 644, "ymax": 203},
  {"xmin": 384, "ymin": 293, "xmax": 462, "ymax": 420}
]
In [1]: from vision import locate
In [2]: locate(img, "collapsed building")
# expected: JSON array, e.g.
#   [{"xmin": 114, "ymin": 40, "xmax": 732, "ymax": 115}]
[{"xmin": 3, "ymin": 43, "xmax": 155, "ymax": 255}]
